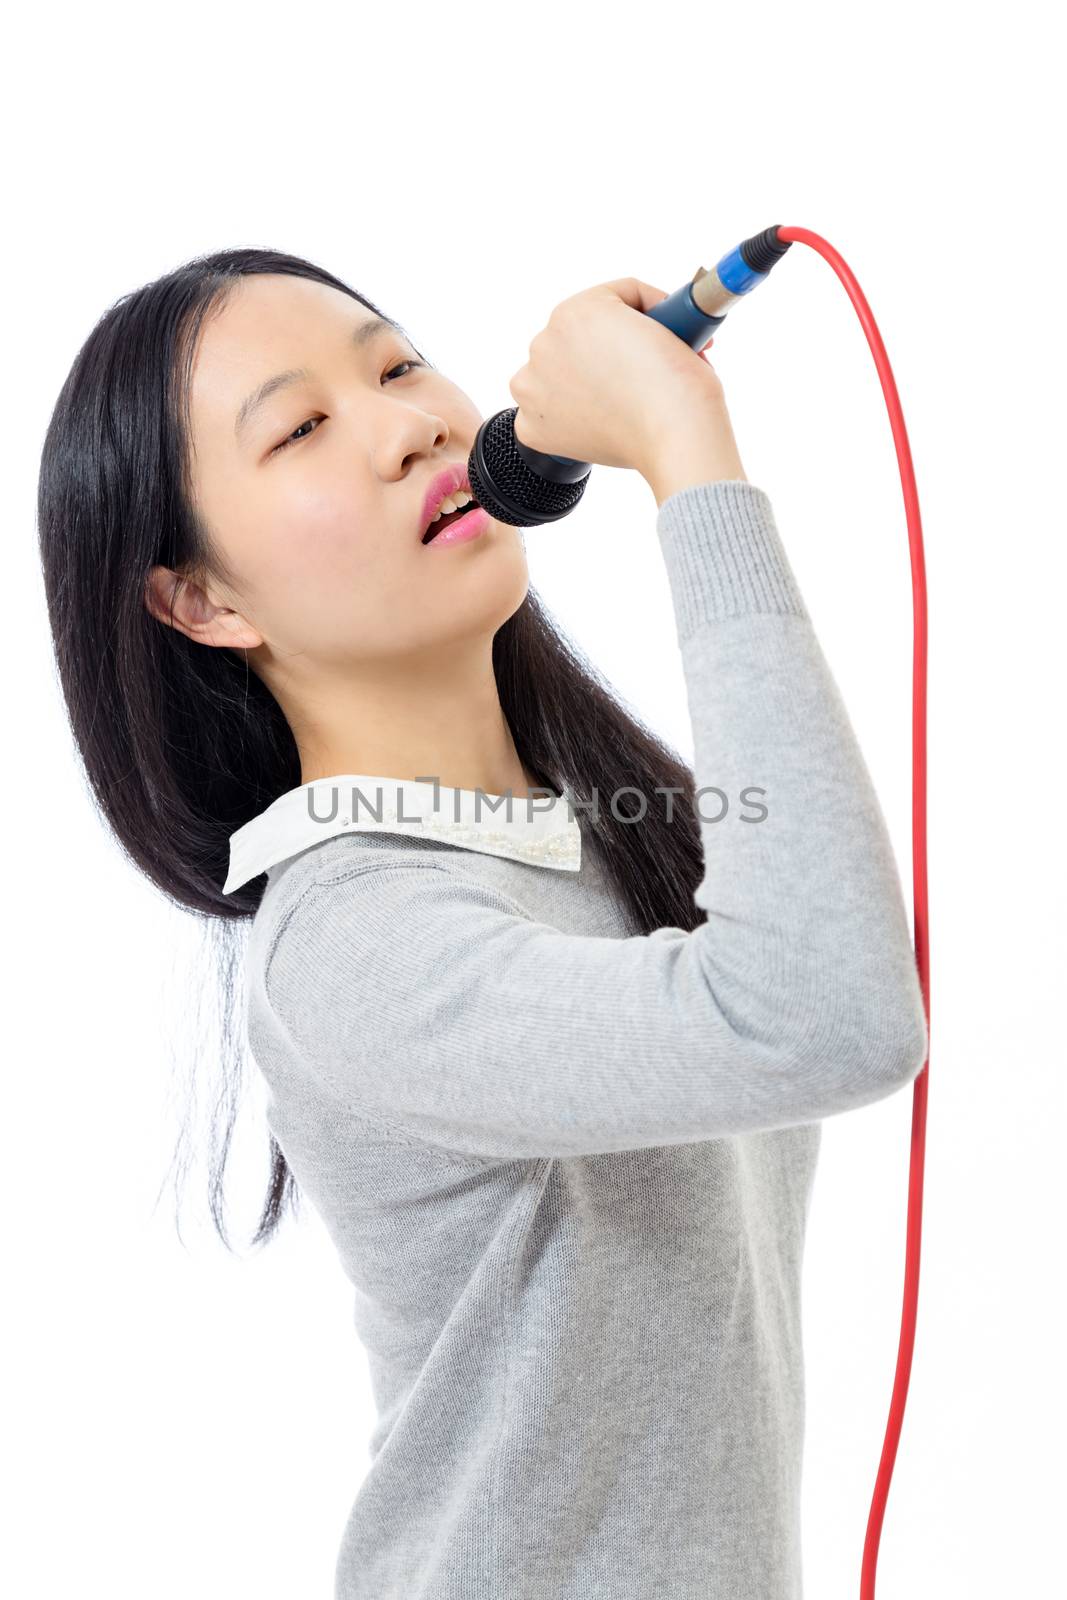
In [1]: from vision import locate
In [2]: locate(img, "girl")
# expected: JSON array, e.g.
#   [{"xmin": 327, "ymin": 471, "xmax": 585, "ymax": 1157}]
[{"xmin": 37, "ymin": 247, "xmax": 927, "ymax": 1599}]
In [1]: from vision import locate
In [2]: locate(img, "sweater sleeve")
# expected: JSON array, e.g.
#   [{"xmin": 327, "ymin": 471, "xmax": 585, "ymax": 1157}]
[{"xmin": 262, "ymin": 479, "xmax": 928, "ymax": 1162}]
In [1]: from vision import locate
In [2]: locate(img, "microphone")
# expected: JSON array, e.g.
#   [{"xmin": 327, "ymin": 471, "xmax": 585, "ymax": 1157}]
[{"xmin": 467, "ymin": 225, "xmax": 793, "ymax": 528}]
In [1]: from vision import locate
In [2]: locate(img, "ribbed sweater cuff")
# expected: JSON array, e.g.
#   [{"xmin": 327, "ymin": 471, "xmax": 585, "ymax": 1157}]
[{"xmin": 655, "ymin": 478, "xmax": 809, "ymax": 639}]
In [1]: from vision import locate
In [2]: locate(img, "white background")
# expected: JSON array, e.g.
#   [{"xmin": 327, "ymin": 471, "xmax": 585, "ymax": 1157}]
[{"xmin": 5, "ymin": 1, "xmax": 1064, "ymax": 1594}]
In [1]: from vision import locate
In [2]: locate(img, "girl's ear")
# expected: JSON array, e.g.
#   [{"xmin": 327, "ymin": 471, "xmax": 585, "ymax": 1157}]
[{"xmin": 143, "ymin": 565, "xmax": 263, "ymax": 650}]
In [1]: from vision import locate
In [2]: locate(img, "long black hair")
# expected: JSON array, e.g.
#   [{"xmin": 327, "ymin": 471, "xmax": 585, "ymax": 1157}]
[{"xmin": 35, "ymin": 246, "xmax": 708, "ymax": 1253}]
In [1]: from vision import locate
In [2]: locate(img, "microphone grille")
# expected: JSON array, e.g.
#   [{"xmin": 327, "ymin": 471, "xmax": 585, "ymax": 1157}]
[{"xmin": 468, "ymin": 408, "xmax": 589, "ymax": 527}]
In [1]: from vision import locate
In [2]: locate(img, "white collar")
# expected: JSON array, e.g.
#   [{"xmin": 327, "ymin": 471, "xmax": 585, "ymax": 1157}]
[{"xmin": 223, "ymin": 772, "xmax": 582, "ymax": 895}]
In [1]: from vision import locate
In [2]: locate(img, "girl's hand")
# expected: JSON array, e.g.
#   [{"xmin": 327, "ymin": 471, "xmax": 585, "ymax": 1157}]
[{"xmin": 507, "ymin": 277, "xmax": 731, "ymax": 478}]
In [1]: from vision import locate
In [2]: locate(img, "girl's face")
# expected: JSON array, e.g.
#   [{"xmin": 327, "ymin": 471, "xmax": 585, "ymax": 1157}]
[{"xmin": 176, "ymin": 272, "xmax": 528, "ymax": 670}]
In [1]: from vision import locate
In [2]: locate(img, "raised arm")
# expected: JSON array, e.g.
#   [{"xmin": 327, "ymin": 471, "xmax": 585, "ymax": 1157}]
[{"xmin": 261, "ymin": 476, "xmax": 927, "ymax": 1163}]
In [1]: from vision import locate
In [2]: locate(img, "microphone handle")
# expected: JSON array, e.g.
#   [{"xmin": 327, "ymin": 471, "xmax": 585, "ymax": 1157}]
[
  {"xmin": 512, "ymin": 283, "xmax": 725, "ymax": 486},
  {"xmin": 514, "ymin": 225, "xmax": 791, "ymax": 485}
]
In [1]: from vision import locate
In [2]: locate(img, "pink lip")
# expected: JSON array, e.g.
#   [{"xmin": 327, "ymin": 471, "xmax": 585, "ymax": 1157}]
[
  {"xmin": 424, "ymin": 504, "xmax": 491, "ymax": 550},
  {"xmin": 419, "ymin": 462, "xmax": 473, "ymax": 542}
]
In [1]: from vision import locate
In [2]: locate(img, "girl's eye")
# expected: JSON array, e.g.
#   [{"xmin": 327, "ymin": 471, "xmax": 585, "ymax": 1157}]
[
  {"xmin": 270, "ymin": 359, "xmax": 428, "ymax": 455},
  {"xmin": 271, "ymin": 416, "xmax": 321, "ymax": 454}
]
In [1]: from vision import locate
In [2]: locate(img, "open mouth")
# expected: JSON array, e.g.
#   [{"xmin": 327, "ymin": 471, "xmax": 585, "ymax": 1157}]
[{"xmin": 422, "ymin": 497, "xmax": 481, "ymax": 543}]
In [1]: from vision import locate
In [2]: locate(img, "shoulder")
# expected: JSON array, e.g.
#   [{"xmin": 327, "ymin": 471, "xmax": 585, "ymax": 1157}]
[{"xmin": 251, "ymin": 840, "xmax": 535, "ymax": 1003}]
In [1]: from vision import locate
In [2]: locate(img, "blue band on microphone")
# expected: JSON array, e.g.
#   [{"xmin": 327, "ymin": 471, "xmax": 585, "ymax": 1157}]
[{"xmin": 714, "ymin": 246, "xmax": 769, "ymax": 297}]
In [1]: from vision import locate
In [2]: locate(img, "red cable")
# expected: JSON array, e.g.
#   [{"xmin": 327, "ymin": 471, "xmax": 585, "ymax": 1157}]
[{"xmin": 768, "ymin": 226, "xmax": 931, "ymax": 1598}]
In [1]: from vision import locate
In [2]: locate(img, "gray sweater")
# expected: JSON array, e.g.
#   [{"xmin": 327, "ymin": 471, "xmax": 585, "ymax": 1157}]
[{"xmin": 233, "ymin": 479, "xmax": 928, "ymax": 1599}]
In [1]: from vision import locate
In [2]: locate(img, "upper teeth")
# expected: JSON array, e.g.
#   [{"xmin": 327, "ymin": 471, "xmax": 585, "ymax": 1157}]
[{"xmin": 429, "ymin": 488, "xmax": 474, "ymax": 524}]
